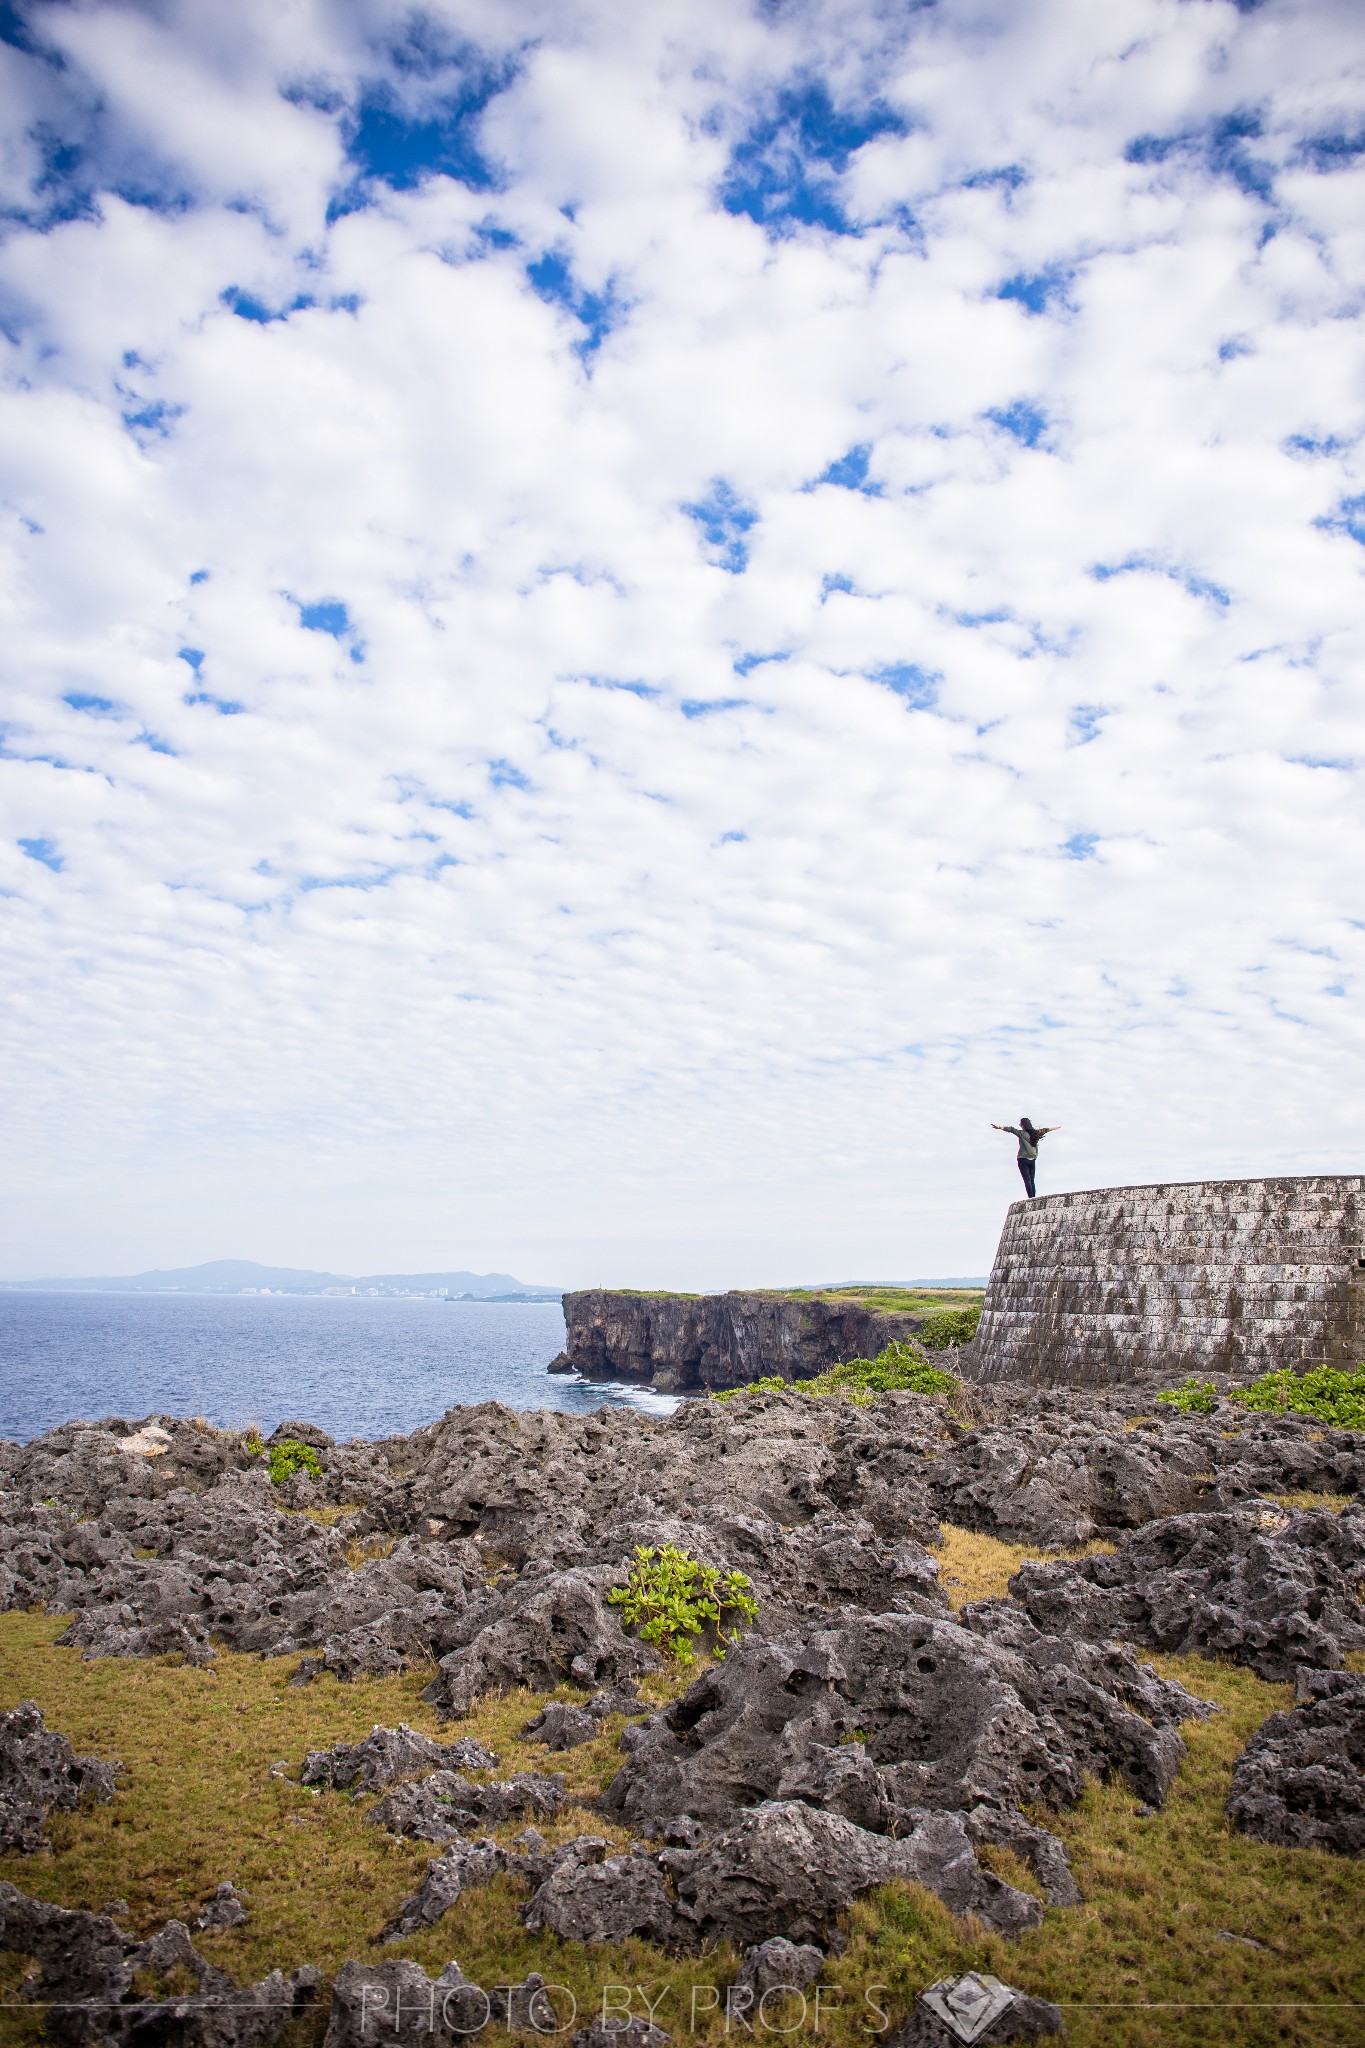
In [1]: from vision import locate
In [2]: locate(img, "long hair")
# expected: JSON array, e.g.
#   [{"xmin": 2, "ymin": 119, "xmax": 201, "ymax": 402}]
[{"xmin": 1019, "ymin": 1116, "xmax": 1039, "ymax": 1139}]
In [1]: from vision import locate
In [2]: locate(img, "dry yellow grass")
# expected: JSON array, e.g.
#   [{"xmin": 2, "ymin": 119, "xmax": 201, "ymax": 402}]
[
  {"xmin": 2, "ymin": 1588, "xmax": 1364, "ymax": 2046},
  {"xmin": 931, "ymin": 1523, "xmax": 1116, "ymax": 1609},
  {"xmin": 1271, "ymin": 1491, "xmax": 1353, "ymax": 1515}
]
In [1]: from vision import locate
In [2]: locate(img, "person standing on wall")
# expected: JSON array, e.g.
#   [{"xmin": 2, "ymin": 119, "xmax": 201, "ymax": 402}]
[{"xmin": 991, "ymin": 1117, "xmax": 1059, "ymax": 1200}]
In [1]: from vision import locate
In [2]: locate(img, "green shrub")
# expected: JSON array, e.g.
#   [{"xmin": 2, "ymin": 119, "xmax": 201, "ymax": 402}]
[
  {"xmin": 1229, "ymin": 1364, "xmax": 1365, "ymax": 1429},
  {"xmin": 715, "ymin": 1341, "xmax": 957, "ymax": 1404},
  {"xmin": 242, "ymin": 1430, "xmax": 264, "ymax": 1459},
  {"xmin": 266, "ymin": 1438, "xmax": 323, "ymax": 1487},
  {"xmin": 712, "ymin": 1374, "xmax": 791, "ymax": 1401},
  {"xmin": 608, "ymin": 1543, "xmax": 757, "ymax": 1665},
  {"xmin": 814, "ymin": 1341, "xmax": 958, "ymax": 1397},
  {"xmin": 1157, "ymin": 1377, "xmax": 1219, "ymax": 1415},
  {"xmin": 916, "ymin": 1306, "xmax": 982, "ymax": 1351}
]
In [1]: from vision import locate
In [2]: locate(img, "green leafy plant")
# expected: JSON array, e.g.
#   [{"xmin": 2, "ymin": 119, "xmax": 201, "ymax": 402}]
[
  {"xmin": 713, "ymin": 1374, "xmax": 790, "ymax": 1401},
  {"xmin": 266, "ymin": 1438, "xmax": 322, "ymax": 1487},
  {"xmin": 916, "ymin": 1306, "xmax": 982, "ymax": 1351},
  {"xmin": 1229, "ymin": 1364, "xmax": 1365, "ymax": 1429},
  {"xmin": 1157, "ymin": 1377, "xmax": 1219, "ymax": 1415},
  {"xmin": 810, "ymin": 1341, "xmax": 957, "ymax": 1398},
  {"xmin": 608, "ymin": 1543, "xmax": 757, "ymax": 1665},
  {"xmin": 242, "ymin": 1430, "xmax": 264, "ymax": 1459},
  {"xmin": 715, "ymin": 1342, "xmax": 957, "ymax": 1404}
]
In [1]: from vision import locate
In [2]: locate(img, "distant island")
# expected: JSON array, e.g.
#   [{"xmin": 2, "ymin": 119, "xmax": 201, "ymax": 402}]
[{"xmin": 0, "ymin": 1258, "xmax": 562, "ymax": 1301}]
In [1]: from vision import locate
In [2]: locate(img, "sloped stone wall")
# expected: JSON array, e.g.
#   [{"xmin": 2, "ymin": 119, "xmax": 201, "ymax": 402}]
[{"xmin": 971, "ymin": 1175, "xmax": 1365, "ymax": 1387}]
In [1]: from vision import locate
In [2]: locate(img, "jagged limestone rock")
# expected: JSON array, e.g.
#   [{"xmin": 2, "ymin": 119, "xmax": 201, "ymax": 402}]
[
  {"xmin": 196, "ymin": 1881, "xmax": 248, "ymax": 1930},
  {"xmin": 1011, "ymin": 1502, "xmax": 1365, "ymax": 1682},
  {"xmin": 603, "ymin": 1609, "xmax": 1208, "ymax": 1834},
  {"xmin": 0, "ymin": 1703, "xmax": 119, "ymax": 1854},
  {"xmin": 300, "ymin": 1725, "xmax": 498, "ymax": 1793},
  {"xmin": 523, "ymin": 1844, "xmax": 685, "ymax": 1947},
  {"xmin": 369, "ymin": 1767, "xmax": 565, "ymax": 1843},
  {"xmin": 732, "ymin": 1935, "xmax": 826, "ymax": 2000},
  {"xmin": 889, "ymin": 1970, "xmax": 1065, "ymax": 2044},
  {"xmin": 1227, "ymin": 1669, "xmax": 1365, "ymax": 1854},
  {"xmin": 667, "ymin": 1800, "xmax": 1041, "ymax": 1947},
  {"xmin": 0, "ymin": 1881, "xmax": 319, "ymax": 2048}
]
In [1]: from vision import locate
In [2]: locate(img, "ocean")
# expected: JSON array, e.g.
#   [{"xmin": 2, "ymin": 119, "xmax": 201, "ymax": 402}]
[{"xmin": 0, "ymin": 1291, "xmax": 678, "ymax": 1445}]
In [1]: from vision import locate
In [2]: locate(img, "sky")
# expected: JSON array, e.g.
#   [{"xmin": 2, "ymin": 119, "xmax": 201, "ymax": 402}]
[{"xmin": 1, "ymin": 0, "xmax": 1363, "ymax": 1289}]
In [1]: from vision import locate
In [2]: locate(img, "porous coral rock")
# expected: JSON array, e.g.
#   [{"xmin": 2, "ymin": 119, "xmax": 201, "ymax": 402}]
[
  {"xmin": 381, "ymin": 1831, "xmax": 603, "ymax": 1941},
  {"xmin": 518, "ymin": 1700, "xmax": 600, "ymax": 1749},
  {"xmin": 196, "ymin": 1880, "xmax": 248, "ymax": 1930},
  {"xmin": 0, "ymin": 1702, "xmax": 119, "ymax": 1853},
  {"xmin": 523, "ymin": 1843, "xmax": 685, "ymax": 1947},
  {"xmin": 380, "ymin": 1839, "xmax": 508, "ymax": 1940},
  {"xmin": 1010, "ymin": 1501, "xmax": 1365, "ymax": 1681},
  {"xmin": 603, "ymin": 1609, "xmax": 1207, "ymax": 1834},
  {"xmin": 0, "ymin": 1881, "xmax": 319, "ymax": 2048},
  {"xmin": 369, "ymin": 1768, "xmax": 565, "ymax": 1843},
  {"xmin": 299, "ymin": 1725, "xmax": 497, "ymax": 1794},
  {"xmin": 889, "ymin": 1971, "xmax": 1065, "ymax": 2045},
  {"xmin": 14, "ymin": 1389, "xmax": 1348, "ymax": 1699},
  {"xmin": 519, "ymin": 1679, "xmax": 645, "ymax": 1750},
  {"xmin": 927, "ymin": 1381, "xmax": 1365, "ymax": 1542},
  {"xmin": 732, "ymin": 1935, "xmax": 826, "ymax": 1999},
  {"xmin": 571, "ymin": 2021, "xmax": 670, "ymax": 2048},
  {"xmin": 8, "ymin": 1380, "xmax": 1358, "ymax": 1976},
  {"xmin": 1227, "ymin": 1668, "xmax": 1365, "ymax": 1854},
  {"xmin": 323, "ymin": 1958, "xmax": 493, "ymax": 2046},
  {"xmin": 666, "ymin": 1800, "xmax": 1041, "ymax": 1947},
  {"xmin": 421, "ymin": 1565, "xmax": 660, "ymax": 1717}
]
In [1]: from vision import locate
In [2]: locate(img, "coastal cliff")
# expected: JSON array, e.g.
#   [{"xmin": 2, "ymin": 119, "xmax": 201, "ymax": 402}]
[{"xmin": 549, "ymin": 1289, "xmax": 935, "ymax": 1392}]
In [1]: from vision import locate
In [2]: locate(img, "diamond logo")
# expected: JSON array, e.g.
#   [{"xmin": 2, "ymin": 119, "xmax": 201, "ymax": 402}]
[{"xmin": 919, "ymin": 1972, "xmax": 1016, "ymax": 2043}]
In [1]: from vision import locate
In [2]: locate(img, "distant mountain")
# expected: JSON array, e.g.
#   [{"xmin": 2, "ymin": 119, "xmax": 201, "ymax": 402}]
[{"xmin": 1, "ymin": 1258, "xmax": 560, "ymax": 1299}]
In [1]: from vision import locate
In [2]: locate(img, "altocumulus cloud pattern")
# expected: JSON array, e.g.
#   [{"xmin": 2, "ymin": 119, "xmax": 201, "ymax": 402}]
[{"xmin": 0, "ymin": 0, "xmax": 1363, "ymax": 1284}]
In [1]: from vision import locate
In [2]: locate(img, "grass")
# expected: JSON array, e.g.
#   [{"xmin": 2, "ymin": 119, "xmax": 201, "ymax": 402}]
[
  {"xmin": 586, "ymin": 1289, "xmax": 703, "ymax": 1300},
  {"xmin": 931, "ymin": 1524, "xmax": 1117, "ymax": 1608},
  {"xmin": 589, "ymin": 1288, "xmax": 985, "ymax": 1313},
  {"xmin": 282, "ymin": 1505, "xmax": 366, "ymax": 1528},
  {"xmin": 1270, "ymin": 1492, "xmax": 1354, "ymax": 1515},
  {"xmin": 795, "ymin": 1287, "xmax": 986, "ymax": 1315},
  {"xmin": 2, "ymin": 1578, "xmax": 1364, "ymax": 2047},
  {"xmin": 834, "ymin": 1652, "xmax": 1365, "ymax": 2047}
]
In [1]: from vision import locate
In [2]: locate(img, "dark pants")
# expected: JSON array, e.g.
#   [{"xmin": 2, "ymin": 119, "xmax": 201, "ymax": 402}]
[{"xmin": 1017, "ymin": 1156, "xmax": 1036, "ymax": 1199}]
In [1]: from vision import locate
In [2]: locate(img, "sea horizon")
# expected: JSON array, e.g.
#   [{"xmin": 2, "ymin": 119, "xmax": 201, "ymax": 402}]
[{"xmin": 0, "ymin": 1290, "xmax": 677, "ymax": 1446}]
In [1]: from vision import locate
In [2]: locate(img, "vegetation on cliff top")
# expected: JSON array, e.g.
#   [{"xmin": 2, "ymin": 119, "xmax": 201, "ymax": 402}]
[
  {"xmin": 583, "ymin": 1286, "xmax": 984, "ymax": 1313},
  {"xmin": 821, "ymin": 1286, "xmax": 984, "ymax": 1315}
]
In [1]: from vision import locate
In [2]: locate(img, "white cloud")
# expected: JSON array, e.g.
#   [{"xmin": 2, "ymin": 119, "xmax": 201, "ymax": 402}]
[{"xmin": 0, "ymin": 0, "xmax": 1363, "ymax": 1287}]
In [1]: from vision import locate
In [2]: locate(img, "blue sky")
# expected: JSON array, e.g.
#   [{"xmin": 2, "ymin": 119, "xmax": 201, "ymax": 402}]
[{"xmin": 1, "ymin": 0, "xmax": 1363, "ymax": 1285}]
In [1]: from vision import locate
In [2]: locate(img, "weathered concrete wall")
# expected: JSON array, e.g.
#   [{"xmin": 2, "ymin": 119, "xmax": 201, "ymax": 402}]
[
  {"xmin": 971, "ymin": 1175, "xmax": 1365, "ymax": 1387},
  {"xmin": 552, "ymin": 1291, "xmax": 928, "ymax": 1393}
]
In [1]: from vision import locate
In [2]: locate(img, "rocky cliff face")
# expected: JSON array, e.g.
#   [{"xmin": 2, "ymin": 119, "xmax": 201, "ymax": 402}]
[{"xmin": 552, "ymin": 1291, "xmax": 927, "ymax": 1392}]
